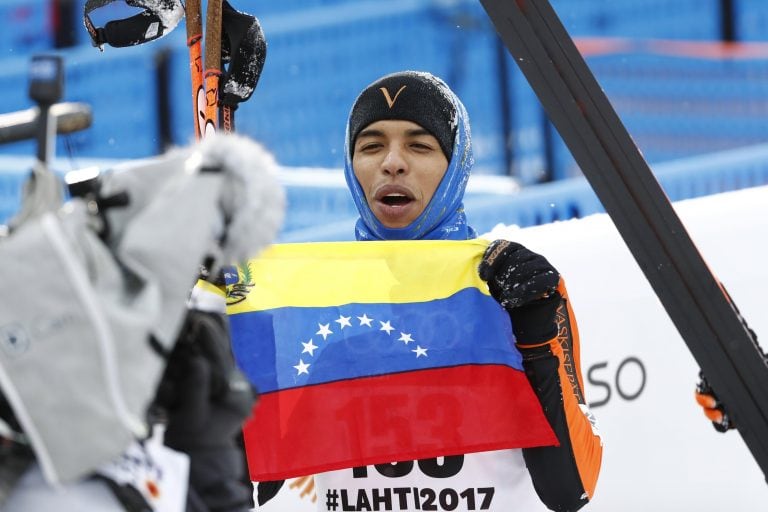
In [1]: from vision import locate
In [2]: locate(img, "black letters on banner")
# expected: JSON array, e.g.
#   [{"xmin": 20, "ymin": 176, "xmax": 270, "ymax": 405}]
[{"xmin": 587, "ymin": 356, "xmax": 646, "ymax": 408}]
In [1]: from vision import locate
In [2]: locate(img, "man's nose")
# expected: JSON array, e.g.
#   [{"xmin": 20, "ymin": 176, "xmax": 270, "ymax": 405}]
[{"xmin": 381, "ymin": 146, "xmax": 408, "ymax": 176}]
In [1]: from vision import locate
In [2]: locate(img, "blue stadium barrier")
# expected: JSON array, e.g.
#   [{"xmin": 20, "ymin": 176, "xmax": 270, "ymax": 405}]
[
  {"xmin": 71, "ymin": 0, "xmax": 394, "ymax": 45},
  {"xmin": 165, "ymin": 0, "xmax": 750, "ymax": 180},
  {"xmin": 736, "ymin": 0, "xmax": 768, "ymax": 42},
  {"xmin": 466, "ymin": 142, "xmax": 768, "ymax": 235},
  {"xmin": 68, "ymin": 0, "xmax": 755, "ymax": 44},
  {"xmin": 288, "ymin": 142, "xmax": 768, "ymax": 241},
  {"xmin": 551, "ymin": 52, "xmax": 768, "ymax": 178},
  {"xmin": 166, "ymin": 0, "xmax": 508, "ymax": 174},
  {"xmin": 63, "ymin": 45, "xmax": 161, "ymax": 158},
  {"xmin": 0, "ymin": 52, "xmax": 40, "ymax": 158},
  {"xmin": 0, "ymin": 0, "xmax": 53, "ymax": 56},
  {"xmin": 0, "ymin": 155, "xmax": 126, "ymax": 223},
  {"xmin": 2, "ymin": 0, "xmax": 765, "ymax": 186},
  {"xmin": 0, "ymin": 44, "xmax": 161, "ymax": 159},
  {"xmin": 551, "ymin": 0, "xmax": 720, "ymax": 40},
  {"xmin": 3, "ymin": 142, "xmax": 766, "ymax": 241}
]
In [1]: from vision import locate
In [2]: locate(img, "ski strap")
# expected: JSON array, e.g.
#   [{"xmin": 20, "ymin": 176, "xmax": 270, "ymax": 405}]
[{"xmin": 83, "ymin": 0, "xmax": 184, "ymax": 50}]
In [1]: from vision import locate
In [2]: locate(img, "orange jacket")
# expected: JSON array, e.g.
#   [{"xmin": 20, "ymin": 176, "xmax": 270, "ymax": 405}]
[{"xmin": 517, "ymin": 279, "xmax": 603, "ymax": 511}]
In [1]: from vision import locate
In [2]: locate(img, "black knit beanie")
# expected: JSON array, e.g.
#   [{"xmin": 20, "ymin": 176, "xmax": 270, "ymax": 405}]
[{"xmin": 348, "ymin": 71, "xmax": 458, "ymax": 159}]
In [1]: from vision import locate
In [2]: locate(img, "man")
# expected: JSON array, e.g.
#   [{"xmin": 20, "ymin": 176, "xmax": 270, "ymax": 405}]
[{"xmin": 307, "ymin": 70, "xmax": 603, "ymax": 511}]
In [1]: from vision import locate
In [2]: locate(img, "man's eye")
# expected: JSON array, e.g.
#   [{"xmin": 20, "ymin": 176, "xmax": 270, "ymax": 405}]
[{"xmin": 359, "ymin": 143, "xmax": 381, "ymax": 152}]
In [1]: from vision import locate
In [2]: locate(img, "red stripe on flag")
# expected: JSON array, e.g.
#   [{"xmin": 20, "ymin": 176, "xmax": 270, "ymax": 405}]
[{"xmin": 243, "ymin": 364, "xmax": 558, "ymax": 481}]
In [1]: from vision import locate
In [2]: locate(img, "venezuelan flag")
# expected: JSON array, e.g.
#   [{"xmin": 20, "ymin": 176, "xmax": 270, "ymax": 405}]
[{"xmin": 226, "ymin": 240, "xmax": 557, "ymax": 481}]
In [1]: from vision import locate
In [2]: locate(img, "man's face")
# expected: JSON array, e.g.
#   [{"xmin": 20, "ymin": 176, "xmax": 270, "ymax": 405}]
[{"xmin": 352, "ymin": 120, "xmax": 449, "ymax": 229}]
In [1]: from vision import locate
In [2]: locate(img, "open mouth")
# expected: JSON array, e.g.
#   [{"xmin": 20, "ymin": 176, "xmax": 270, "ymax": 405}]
[
  {"xmin": 371, "ymin": 185, "xmax": 417, "ymax": 227},
  {"xmin": 374, "ymin": 185, "xmax": 415, "ymax": 208},
  {"xmin": 381, "ymin": 193, "xmax": 412, "ymax": 206}
]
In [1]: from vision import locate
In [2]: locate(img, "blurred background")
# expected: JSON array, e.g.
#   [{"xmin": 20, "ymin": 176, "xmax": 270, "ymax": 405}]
[{"xmin": 0, "ymin": 0, "xmax": 767, "ymax": 239}]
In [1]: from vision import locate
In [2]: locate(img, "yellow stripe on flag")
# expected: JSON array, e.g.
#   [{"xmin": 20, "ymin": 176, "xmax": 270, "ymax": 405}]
[
  {"xmin": 226, "ymin": 239, "xmax": 492, "ymax": 314},
  {"xmin": 194, "ymin": 278, "xmax": 226, "ymax": 297}
]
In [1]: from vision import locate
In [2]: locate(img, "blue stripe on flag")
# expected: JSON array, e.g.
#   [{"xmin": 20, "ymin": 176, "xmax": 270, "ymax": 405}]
[{"xmin": 229, "ymin": 288, "xmax": 520, "ymax": 394}]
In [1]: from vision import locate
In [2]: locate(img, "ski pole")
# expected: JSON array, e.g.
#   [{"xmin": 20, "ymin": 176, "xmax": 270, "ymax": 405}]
[
  {"xmin": 186, "ymin": 0, "xmax": 205, "ymax": 140},
  {"xmin": 203, "ymin": 0, "xmax": 223, "ymax": 137}
]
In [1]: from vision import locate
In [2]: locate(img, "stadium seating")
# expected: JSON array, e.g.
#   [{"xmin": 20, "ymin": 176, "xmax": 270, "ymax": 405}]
[
  {"xmin": 168, "ymin": 0, "xmax": 510, "ymax": 172},
  {"xmin": 0, "ymin": 0, "xmax": 766, "ymax": 189},
  {"xmin": 736, "ymin": 0, "xmax": 768, "ymax": 42},
  {"xmin": 0, "ymin": 43, "xmax": 161, "ymax": 159},
  {"xmin": 551, "ymin": 52, "xmax": 768, "ymax": 178},
  {"xmin": 551, "ymin": 0, "xmax": 720, "ymax": 40},
  {"xmin": 2, "ymin": 142, "xmax": 767, "ymax": 239},
  {"xmin": 0, "ymin": 0, "xmax": 52, "ymax": 55}
]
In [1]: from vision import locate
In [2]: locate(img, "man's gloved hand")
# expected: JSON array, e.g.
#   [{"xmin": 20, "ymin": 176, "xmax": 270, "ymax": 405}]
[
  {"xmin": 155, "ymin": 311, "xmax": 255, "ymax": 448},
  {"xmin": 692, "ymin": 292, "xmax": 763, "ymax": 434},
  {"xmin": 478, "ymin": 240, "xmax": 560, "ymax": 309},
  {"xmin": 152, "ymin": 310, "xmax": 257, "ymax": 511},
  {"xmin": 695, "ymin": 373, "xmax": 734, "ymax": 433},
  {"xmin": 478, "ymin": 240, "xmax": 562, "ymax": 344}
]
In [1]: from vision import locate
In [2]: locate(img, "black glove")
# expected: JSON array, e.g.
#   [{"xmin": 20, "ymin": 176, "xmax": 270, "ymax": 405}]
[
  {"xmin": 219, "ymin": 0, "xmax": 267, "ymax": 107},
  {"xmin": 152, "ymin": 310, "xmax": 257, "ymax": 512},
  {"xmin": 695, "ymin": 373, "xmax": 734, "ymax": 433},
  {"xmin": 479, "ymin": 240, "xmax": 562, "ymax": 344},
  {"xmin": 693, "ymin": 289, "xmax": 764, "ymax": 433}
]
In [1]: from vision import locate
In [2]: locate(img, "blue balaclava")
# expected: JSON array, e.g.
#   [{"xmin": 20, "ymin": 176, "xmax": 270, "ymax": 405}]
[{"xmin": 344, "ymin": 71, "xmax": 476, "ymax": 241}]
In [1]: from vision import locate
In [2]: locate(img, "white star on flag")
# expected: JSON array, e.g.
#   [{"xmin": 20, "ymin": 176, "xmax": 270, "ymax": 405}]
[
  {"xmin": 357, "ymin": 314, "xmax": 373, "ymax": 327},
  {"xmin": 294, "ymin": 359, "xmax": 310, "ymax": 375},
  {"xmin": 379, "ymin": 320, "xmax": 395, "ymax": 335},
  {"xmin": 398, "ymin": 332, "xmax": 414, "ymax": 345},
  {"xmin": 301, "ymin": 339, "xmax": 318, "ymax": 356},
  {"xmin": 316, "ymin": 323, "xmax": 333, "ymax": 340},
  {"xmin": 412, "ymin": 345, "xmax": 428, "ymax": 358},
  {"xmin": 335, "ymin": 315, "xmax": 352, "ymax": 329}
]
